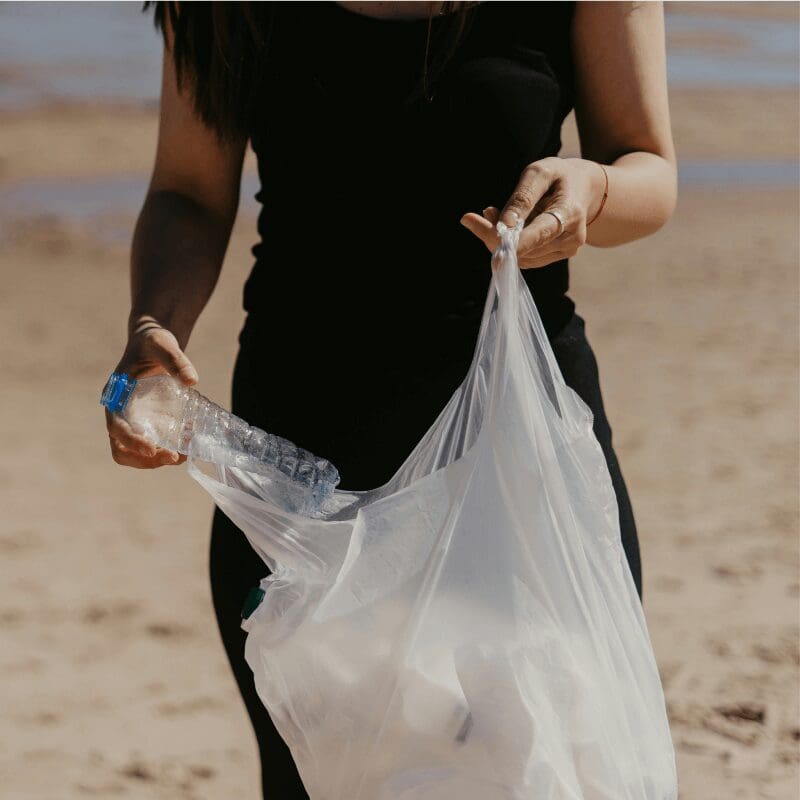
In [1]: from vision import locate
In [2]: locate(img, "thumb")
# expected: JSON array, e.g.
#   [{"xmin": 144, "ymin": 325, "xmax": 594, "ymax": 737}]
[{"xmin": 153, "ymin": 336, "xmax": 199, "ymax": 386}]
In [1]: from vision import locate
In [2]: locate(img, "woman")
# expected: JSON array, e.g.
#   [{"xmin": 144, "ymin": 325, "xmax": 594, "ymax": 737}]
[{"xmin": 106, "ymin": 2, "xmax": 676, "ymax": 796}]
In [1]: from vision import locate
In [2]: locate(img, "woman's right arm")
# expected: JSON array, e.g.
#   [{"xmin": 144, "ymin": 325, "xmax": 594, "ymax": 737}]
[{"xmin": 107, "ymin": 32, "xmax": 246, "ymax": 469}]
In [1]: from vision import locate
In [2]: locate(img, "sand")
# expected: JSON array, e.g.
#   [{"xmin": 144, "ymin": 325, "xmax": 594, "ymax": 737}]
[{"xmin": 1, "ymin": 17, "xmax": 798, "ymax": 800}]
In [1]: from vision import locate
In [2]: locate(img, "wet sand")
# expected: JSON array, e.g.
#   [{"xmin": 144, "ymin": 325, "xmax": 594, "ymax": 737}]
[{"xmin": 1, "ymin": 12, "xmax": 798, "ymax": 800}]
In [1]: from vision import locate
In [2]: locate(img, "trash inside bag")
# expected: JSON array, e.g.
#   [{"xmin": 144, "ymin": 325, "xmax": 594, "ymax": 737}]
[{"xmin": 189, "ymin": 220, "xmax": 678, "ymax": 800}]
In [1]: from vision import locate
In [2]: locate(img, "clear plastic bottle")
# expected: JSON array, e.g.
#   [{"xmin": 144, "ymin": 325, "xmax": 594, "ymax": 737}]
[{"xmin": 101, "ymin": 372, "xmax": 340, "ymax": 512}]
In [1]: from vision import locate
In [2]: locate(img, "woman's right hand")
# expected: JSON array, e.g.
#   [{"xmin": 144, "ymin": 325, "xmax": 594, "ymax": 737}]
[{"xmin": 106, "ymin": 322, "xmax": 199, "ymax": 469}]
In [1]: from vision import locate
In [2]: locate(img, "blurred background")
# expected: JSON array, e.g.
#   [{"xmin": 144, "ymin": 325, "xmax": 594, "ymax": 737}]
[{"xmin": 0, "ymin": 2, "xmax": 798, "ymax": 798}]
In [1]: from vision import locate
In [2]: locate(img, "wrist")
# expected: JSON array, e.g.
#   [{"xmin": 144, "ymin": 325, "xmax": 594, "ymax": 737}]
[
  {"xmin": 127, "ymin": 310, "xmax": 191, "ymax": 350},
  {"xmin": 586, "ymin": 161, "xmax": 609, "ymax": 226},
  {"xmin": 563, "ymin": 158, "xmax": 606, "ymax": 224}
]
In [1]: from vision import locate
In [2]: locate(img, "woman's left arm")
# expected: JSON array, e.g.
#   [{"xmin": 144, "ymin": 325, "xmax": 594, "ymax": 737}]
[{"xmin": 461, "ymin": 1, "xmax": 677, "ymax": 265}]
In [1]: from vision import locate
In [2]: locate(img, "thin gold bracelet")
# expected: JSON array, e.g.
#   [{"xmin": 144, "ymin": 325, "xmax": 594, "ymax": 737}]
[{"xmin": 587, "ymin": 163, "xmax": 609, "ymax": 227}]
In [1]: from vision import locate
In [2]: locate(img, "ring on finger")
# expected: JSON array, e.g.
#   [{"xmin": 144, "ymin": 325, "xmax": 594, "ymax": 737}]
[{"xmin": 542, "ymin": 209, "xmax": 566, "ymax": 238}]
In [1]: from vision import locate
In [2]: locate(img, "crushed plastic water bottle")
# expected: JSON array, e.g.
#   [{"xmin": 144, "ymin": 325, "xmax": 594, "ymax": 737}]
[{"xmin": 101, "ymin": 372, "xmax": 340, "ymax": 513}]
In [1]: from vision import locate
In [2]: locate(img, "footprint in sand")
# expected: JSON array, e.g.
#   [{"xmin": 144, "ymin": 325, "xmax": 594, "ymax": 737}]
[
  {"xmin": 82, "ymin": 601, "xmax": 140, "ymax": 625},
  {"xmin": 751, "ymin": 631, "xmax": 800, "ymax": 666},
  {"xmin": 702, "ymin": 703, "xmax": 766, "ymax": 747},
  {"xmin": 119, "ymin": 759, "xmax": 156, "ymax": 782},
  {"xmin": 189, "ymin": 765, "xmax": 215, "ymax": 780},
  {"xmin": 144, "ymin": 621, "xmax": 196, "ymax": 639},
  {"xmin": 157, "ymin": 696, "xmax": 221, "ymax": 716},
  {"xmin": 0, "ymin": 528, "xmax": 42, "ymax": 553},
  {"xmin": 710, "ymin": 560, "xmax": 763, "ymax": 581},
  {"xmin": 0, "ymin": 607, "xmax": 25, "ymax": 625},
  {"xmin": 11, "ymin": 709, "xmax": 61, "ymax": 728},
  {"xmin": 115, "ymin": 757, "xmax": 216, "ymax": 794}
]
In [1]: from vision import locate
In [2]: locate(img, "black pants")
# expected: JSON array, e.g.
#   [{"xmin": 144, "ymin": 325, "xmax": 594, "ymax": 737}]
[{"xmin": 209, "ymin": 311, "xmax": 642, "ymax": 799}]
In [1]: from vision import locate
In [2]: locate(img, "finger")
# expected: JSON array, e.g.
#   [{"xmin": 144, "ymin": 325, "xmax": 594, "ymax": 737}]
[
  {"xmin": 460, "ymin": 212, "xmax": 500, "ymax": 252},
  {"xmin": 518, "ymin": 206, "xmax": 570, "ymax": 254},
  {"xmin": 106, "ymin": 410, "xmax": 158, "ymax": 456},
  {"xmin": 140, "ymin": 443, "xmax": 184, "ymax": 466},
  {"xmin": 110, "ymin": 444, "xmax": 159, "ymax": 469},
  {"xmin": 518, "ymin": 250, "xmax": 567, "ymax": 270},
  {"xmin": 111, "ymin": 440, "xmax": 183, "ymax": 469},
  {"xmin": 149, "ymin": 333, "xmax": 199, "ymax": 386},
  {"xmin": 499, "ymin": 162, "xmax": 558, "ymax": 229},
  {"xmin": 118, "ymin": 439, "xmax": 184, "ymax": 466},
  {"xmin": 162, "ymin": 348, "xmax": 198, "ymax": 386}
]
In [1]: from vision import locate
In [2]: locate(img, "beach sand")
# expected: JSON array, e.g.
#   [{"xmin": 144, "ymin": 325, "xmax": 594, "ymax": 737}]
[{"xmin": 1, "ymin": 21, "xmax": 798, "ymax": 800}]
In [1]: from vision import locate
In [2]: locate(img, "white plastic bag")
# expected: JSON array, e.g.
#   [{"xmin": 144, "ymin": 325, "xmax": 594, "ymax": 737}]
[{"xmin": 190, "ymin": 220, "xmax": 678, "ymax": 800}]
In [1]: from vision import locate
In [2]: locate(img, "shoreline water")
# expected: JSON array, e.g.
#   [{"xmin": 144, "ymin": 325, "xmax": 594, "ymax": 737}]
[{"xmin": 1, "ymin": 3, "xmax": 797, "ymax": 112}]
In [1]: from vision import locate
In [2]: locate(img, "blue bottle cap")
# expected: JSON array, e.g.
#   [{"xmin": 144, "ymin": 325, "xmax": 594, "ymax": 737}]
[{"xmin": 100, "ymin": 372, "xmax": 138, "ymax": 414}]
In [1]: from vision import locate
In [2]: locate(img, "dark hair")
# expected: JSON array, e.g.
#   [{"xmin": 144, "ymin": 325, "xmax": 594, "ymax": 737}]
[{"xmin": 146, "ymin": 2, "xmax": 478, "ymax": 141}]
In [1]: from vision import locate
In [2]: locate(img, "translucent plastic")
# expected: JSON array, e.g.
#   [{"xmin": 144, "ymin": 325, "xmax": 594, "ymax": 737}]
[
  {"xmin": 190, "ymin": 220, "xmax": 678, "ymax": 800},
  {"xmin": 109, "ymin": 374, "xmax": 339, "ymax": 512}
]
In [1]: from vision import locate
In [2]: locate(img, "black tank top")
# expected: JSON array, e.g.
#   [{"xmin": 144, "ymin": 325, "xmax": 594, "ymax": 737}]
[{"xmin": 244, "ymin": 1, "xmax": 576, "ymax": 352}]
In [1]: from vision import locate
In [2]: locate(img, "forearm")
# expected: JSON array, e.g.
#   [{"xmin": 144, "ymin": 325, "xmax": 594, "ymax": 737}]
[
  {"xmin": 583, "ymin": 151, "xmax": 677, "ymax": 249},
  {"xmin": 129, "ymin": 189, "xmax": 234, "ymax": 348}
]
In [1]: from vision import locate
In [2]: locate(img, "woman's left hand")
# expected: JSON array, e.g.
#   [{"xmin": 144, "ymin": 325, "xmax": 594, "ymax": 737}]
[{"xmin": 460, "ymin": 156, "xmax": 607, "ymax": 269}]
